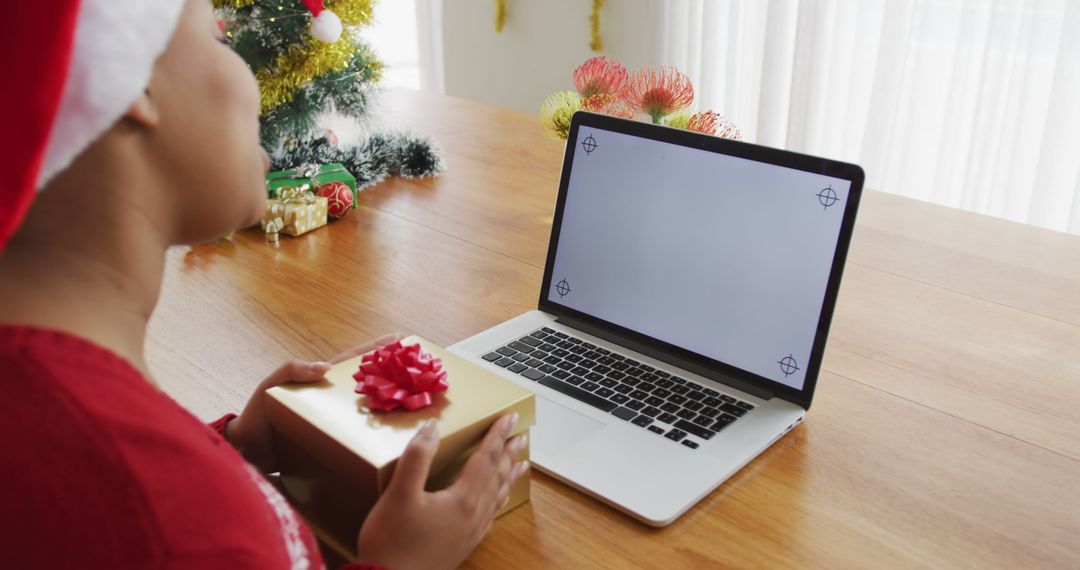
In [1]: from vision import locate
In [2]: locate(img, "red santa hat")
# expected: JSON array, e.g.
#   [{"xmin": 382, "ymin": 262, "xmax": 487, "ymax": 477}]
[{"xmin": 0, "ymin": 1, "xmax": 185, "ymax": 251}]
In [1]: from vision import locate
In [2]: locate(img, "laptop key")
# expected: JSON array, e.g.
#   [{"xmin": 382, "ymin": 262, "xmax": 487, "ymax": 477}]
[
  {"xmin": 692, "ymin": 414, "xmax": 714, "ymax": 428},
  {"xmin": 567, "ymin": 337, "xmax": 583, "ymax": 344},
  {"xmin": 629, "ymin": 389, "xmax": 649, "ymax": 400},
  {"xmin": 720, "ymin": 395, "xmax": 736, "ymax": 404},
  {"xmin": 700, "ymin": 407, "xmax": 721, "ymax": 418},
  {"xmin": 671, "ymin": 384, "xmax": 690, "ymax": 395},
  {"xmin": 571, "ymin": 366, "xmax": 590, "ymax": 376},
  {"xmin": 669, "ymin": 376, "xmax": 687, "ymax": 385},
  {"xmin": 611, "ymin": 407, "xmax": 637, "ymax": 422},
  {"xmin": 681, "ymin": 440, "xmax": 700, "ymax": 450},
  {"xmin": 552, "ymin": 332, "xmax": 569, "ymax": 339},
  {"xmin": 631, "ymin": 415, "xmax": 653, "ymax": 428},
  {"xmin": 609, "ymin": 370, "xmax": 627, "ymax": 381},
  {"xmin": 639, "ymin": 364, "xmax": 655, "ymax": 372},
  {"xmin": 596, "ymin": 348, "xmax": 611, "ymax": 356},
  {"xmin": 556, "ymin": 361, "xmax": 575, "ymax": 371},
  {"xmin": 703, "ymin": 387, "xmax": 720, "ymax": 397},
  {"xmin": 611, "ymin": 361, "xmax": 629, "ymax": 371},
  {"xmin": 675, "ymin": 419, "xmax": 715, "ymax": 440},
  {"xmin": 660, "ymin": 402, "xmax": 680, "ymax": 413},
  {"xmin": 595, "ymin": 387, "xmax": 615, "ymax": 398},
  {"xmin": 581, "ymin": 341, "xmax": 597, "ymax": 349},
  {"xmin": 508, "ymin": 363, "xmax": 527, "ymax": 373},
  {"xmin": 531, "ymin": 330, "xmax": 550, "ymax": 339},
  {"xmin": 508, "ymin": 341, "xmax": 535, "ymax": 354},
  {"xmin": 494, "ymin": 357, "xmax": 515, "ymax": 367},
  {"xmin": 626, "ymin": 400, "xmax": 645, "ymax": 411},
  {"xmin": 613, "ymin": 384, "xmax": 632, "ymax": 394},
  {"xmin": 641, "ymin": 373, "xmax": 659, "ymax": 382},
  {"xmin": 611, "ymin": 393, "xmax": 630, "ymax": 404},
  {"xmin": 541, "ymin": 327, "xmax": 555, "ymax": 334},
  {"xmin": 544, "ymin": 356, "xmax": 561, "ymax": 365},
  {"xmin": 622, "ymin": 376, "xmax": 642, "ymax": 387},
  {"xmin": 676, "ymin": 408, "xmax": 697, "ymax": 419},
  {"xmin": 511, "ymin": 353, "xmax": 529, "ymax": 362},
  {"xmin": 564, "ymin": 353, "xmax": 583, "ymax": 363},
  {"xmin": 703, "ymin": 396, "xmax": 722, "ymax": 407},
  {"xmin": 521, "ymin": 368, "xmax": 545, "ymax": 381},
  {"xmin": 525, "ymin": 358, "xmax": 544, "ymax": 368},
  {"xmin": 664, "ymin": 429, "xmax": 686, "ymax": 442},
  {"xmin": 596, "ymin": 356, "xmax": 615, "ymax": 366},
  {"xmin": 652, "ymin": 387, "xmax": 672, "ymax": 399},
  {"xmin": 567, "ymin": 375, "xmax": 586, "ymax": 386},
  {"xmin": 655, "ymin": 378, "xmax": 674, "ymax": 389},
  {"xmin": 655, "ymin": 370, "xmax": 671, "ymax": 378},
  {"xmin": 581, "ymin": 381, "xmax": 600, "ymax": 392},
  {"xmin": 720, "ymin": 403, "xmax": 747, "ymax": 417},
  {"xmin": 482, "ymin": 352, "xmax": 501, "ymax": 362},
  {"xmin": 668, "ymin": 394, "xmax": 688, "ymax": 405},
  {"xmin": 570, "ymin": 346, "xmax": 587, "ymax": 355},
  {"xmin": 684, "ymin": 401, "xmax": 704, "ymax": 411},
  {"xmin": 645, "ymin": 396, "xmax": 664, "ymax": 407},
  {"xmin": 552, "ymin": 369, "xmax": 571, "ymax": 379},
  {"xmin": 538, "ymin": 376, "xmax": 617, "ymax": 412},
  {"xmin": 658, "ymin": 412, "xmax": 678, "ymax": 424},
  {"xmin": 647, "ymin": 425, "xmax": 665, "ymax": 434},
  {"xmin": 552, "ymin": 348, "xmax": 570, "ymax": 358},
  {"xmin": 593, "ymin": 365, "xmax": 612, "ymax": 375},
  {"xmin": 610, "ymin": 353, "xmax": 625, "ymax": 361},
  {"xmin": 539, "ymin": 343, "xmax": 557, "ymax": 352},
  {"xmin": 736, "ymin": 401, "xmax": 755, "ymax": 410},
  {"xmin": 579, "ymin": 359, "xmax": 597, "ymax": 369},
  {"xmin": 624, "ymin": 358, "xmax": 640, "ymax": 367},
  {"xmin": 496, "ymin": 346, "xmax": 517, "ymax": 357},
  {"xmin": 641, "ymin": 406, "xmax": 661, "ymax": 418},
  {"xmin": 626, "ymin": 368, "xmax": 644, "ymax": 377},
  {"xmin": 519, "ymin": 336, "xmax": 541, "ymax": 347},
  {"xmin": 539, "ymin": 363, "xmax": 557, "ymax": 373},
  {"xmin": 687, "ymin": 390, "xmax": 706, "ymax": 401},
  {"xmin": 582, "ymin": 350, "xmax": 601, "ymax": 360}
]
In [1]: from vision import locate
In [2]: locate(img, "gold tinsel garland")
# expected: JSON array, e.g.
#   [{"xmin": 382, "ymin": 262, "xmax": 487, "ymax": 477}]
[
  {"xmin": 589, "ymin": 0, "xmax": 604, "ymax": 52},
  {"xmin": 257, "ymin": 35, "xmax": 355, "ymax": 112},
  {"xmin": 493, "ymin": 0, "xmax": 603, "ymax": 52},
  {"xmin": 213, "ymin": 0, "xmax": 376, "ymax": 113}
]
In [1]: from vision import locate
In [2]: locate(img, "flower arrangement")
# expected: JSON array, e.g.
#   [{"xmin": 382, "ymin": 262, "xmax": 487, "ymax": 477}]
[{"xmin": 541, "ymin": 56, "xmax": 741, "ymax": 140}]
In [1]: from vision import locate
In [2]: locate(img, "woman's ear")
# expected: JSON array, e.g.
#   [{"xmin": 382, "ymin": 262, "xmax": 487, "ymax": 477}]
[{"xmin": 124, "ymin": 88, "xmax": 160, "ymax": 128}]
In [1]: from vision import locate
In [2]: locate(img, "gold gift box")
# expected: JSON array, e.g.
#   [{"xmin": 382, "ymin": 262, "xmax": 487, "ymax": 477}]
[
  {"xmin": 266, "ymin": 335, "xmax": 535, "ymax": 562},
  {"xmin": 260, "ymin": 186, "xmax": 328, "ymax": 237}
]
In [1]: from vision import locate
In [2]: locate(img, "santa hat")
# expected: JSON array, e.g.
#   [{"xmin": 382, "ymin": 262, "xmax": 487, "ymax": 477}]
[{"xmin": 0, "ymin": 1, "xmax": 184, "ymax": 251}]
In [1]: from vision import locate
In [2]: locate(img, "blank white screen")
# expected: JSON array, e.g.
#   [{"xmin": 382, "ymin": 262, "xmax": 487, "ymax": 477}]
[{"xmin": 547, "ymin": 127, "xmax": 851, "ymax": 390}]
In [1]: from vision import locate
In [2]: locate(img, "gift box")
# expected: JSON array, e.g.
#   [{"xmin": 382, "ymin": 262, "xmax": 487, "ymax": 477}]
[
  {"xmin": 260, "ymin": 187, "xmax": 328, "ymax": 237},
  {"xmin": 266, "ymin": 163, "xmax": 358, "ymax": 208},
  {"xmin": 266, "ymin": 335, "xmax": 535, "ymax": 562}
]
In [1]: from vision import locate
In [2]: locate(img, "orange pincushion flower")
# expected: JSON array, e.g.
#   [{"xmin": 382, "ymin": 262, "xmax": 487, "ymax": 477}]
[
  {"xmin": 581, "ymin": 93, "xmax": 633, "ymax": 119},
  {"xmin": 573, "ymin": 56, "xmax": 628, "ymax": 99},
  {"xmin": 686, "ymin": 111, "xmax": 720, "ymax": 135},
  {"xmin": 715, "ymin": 116, "xmax": 743, "ymax": 140},
  {"xmin": 627, "ymin": 65, "xmax": 695, "ymax": 123}
]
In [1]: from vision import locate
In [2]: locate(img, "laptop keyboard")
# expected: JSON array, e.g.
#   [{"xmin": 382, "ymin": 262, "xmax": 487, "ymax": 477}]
[{"xmin": 482, "ymin": 327, "xmax": 755, "ymax": 450}]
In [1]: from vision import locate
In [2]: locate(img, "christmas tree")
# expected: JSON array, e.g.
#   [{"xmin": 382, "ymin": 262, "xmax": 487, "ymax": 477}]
[{"xmin": 213, "ymin": 0, "xmax": 442, "ymax": 189}]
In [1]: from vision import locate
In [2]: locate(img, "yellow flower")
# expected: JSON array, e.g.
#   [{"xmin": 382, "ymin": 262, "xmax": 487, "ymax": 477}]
[{"xmin": 540, "ymin": 91, "xmax": 582, "ymax": 139}]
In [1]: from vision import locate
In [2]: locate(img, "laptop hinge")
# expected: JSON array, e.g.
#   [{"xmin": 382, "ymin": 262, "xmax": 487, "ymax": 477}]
[{"xmin": 555, "ymin": 315, "xmax": 776, "ymax": 401}]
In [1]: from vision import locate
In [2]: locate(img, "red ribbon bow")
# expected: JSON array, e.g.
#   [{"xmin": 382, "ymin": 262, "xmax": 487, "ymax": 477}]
[{"xmin": 353, "ymin": 341, "xmax": 449, "ymax": 412}]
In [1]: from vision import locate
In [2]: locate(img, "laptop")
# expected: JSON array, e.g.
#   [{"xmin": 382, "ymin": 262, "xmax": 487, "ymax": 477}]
[{"xmin": 449, "ymin": 111, "xmax": 864, "ymax": 526}]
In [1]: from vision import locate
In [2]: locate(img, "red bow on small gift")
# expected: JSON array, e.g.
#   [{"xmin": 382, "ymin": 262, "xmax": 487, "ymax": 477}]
[{"xmin": 353, "ymin": 341, "xmax": 449, "ymax": 411}]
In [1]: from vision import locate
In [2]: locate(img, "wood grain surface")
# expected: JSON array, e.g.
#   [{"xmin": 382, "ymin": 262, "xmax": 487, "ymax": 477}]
[{"xmin": 146, "ymin": 89, "xmax": 1080, "ymax": 569}]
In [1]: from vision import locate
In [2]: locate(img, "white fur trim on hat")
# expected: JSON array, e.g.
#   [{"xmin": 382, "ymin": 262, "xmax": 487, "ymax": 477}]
[{"xmin": 36, "ymin": 0, "xmax": 185, "ymax": 191}]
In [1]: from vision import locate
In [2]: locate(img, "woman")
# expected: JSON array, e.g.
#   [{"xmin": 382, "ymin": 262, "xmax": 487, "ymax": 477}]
[{"xmin": 0, "ymin": 1, "xmax": 528, "ymax": 568}]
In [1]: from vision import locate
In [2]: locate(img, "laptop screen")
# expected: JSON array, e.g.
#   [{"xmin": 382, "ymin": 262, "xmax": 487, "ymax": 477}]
[{"xmin": 543, "ymin": 120, "xmax": 857, "ymax": 393}]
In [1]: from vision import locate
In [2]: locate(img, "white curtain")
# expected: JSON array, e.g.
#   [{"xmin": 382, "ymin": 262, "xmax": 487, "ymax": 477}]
[{"xmin": 654, "ymin": 0, "xmax": 1080, "ymax": 235}]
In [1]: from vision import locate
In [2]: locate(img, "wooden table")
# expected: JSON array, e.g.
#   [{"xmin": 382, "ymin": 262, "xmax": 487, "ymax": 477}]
[{"xmin": 147, "ymin": 89, "xmax": 1080, "ymax": 568}]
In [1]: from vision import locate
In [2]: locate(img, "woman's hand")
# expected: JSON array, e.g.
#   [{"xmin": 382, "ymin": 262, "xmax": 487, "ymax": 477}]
[
  {"xmin": 225, "ymin": 333, "xmax": 401, "ymax": 472},
  {"xmin": 358, "ymin": 414, "xmax": 530, "ymax": 570}
]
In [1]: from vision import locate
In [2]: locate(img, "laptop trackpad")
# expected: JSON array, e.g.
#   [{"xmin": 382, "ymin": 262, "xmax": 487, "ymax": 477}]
[{"xmin": 532, "ymin": 396, "xmax": 605, "ymax": 456}]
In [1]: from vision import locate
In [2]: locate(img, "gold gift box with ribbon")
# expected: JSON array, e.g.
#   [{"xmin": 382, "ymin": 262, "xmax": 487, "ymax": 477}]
[
  {"xmin": 260, "ymin": 185, "xmax": 328, "ymax": 238},
  {"xmin": 266, "ymin": 335, "xmax": 535, "ymax": 562}
]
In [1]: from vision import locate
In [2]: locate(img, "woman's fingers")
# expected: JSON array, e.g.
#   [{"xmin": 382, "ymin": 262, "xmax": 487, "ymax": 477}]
[
  {"xmin": 327, "ymin": 333, "xmax": 403, "ymax": 364},
  {"xmin": 260, "ymin": 360, "xmax": 332, "ymax": 389},
  {"xmin": 386, "ymin": 419, "xmax": 440, "ymax": 498}
]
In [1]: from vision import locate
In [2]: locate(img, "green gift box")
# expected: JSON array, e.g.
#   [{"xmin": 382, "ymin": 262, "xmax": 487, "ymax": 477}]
[{"xmin": 266, "ymin": 163, "xmax": 358, "ymax": 208}]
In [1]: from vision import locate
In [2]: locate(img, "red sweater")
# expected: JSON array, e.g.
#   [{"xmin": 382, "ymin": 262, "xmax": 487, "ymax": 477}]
[{"xmin": 0, "ymin": 325, "xmax": 382, "ymax": 570}]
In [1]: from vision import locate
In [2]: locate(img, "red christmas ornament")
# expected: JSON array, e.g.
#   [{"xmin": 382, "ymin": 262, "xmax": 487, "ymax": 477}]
[
  {"xmin": 317, "ymin": 180, "xmax": 353, "ymax": 219},
  {"xmin": 353, "ymin": 341, "xmax": 449, "ymax": 412}
]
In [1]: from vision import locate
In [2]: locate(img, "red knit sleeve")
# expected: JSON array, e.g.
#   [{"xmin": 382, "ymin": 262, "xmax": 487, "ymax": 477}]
[{"xmin": 207, "ymin": 413, "xmax": 237, "ymax": 439}]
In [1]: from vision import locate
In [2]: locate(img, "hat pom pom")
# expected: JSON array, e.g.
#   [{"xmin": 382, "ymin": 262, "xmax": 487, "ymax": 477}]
[{"xmin": 311, "ymin": 9, "xmax": 342, "ymax": 42}]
